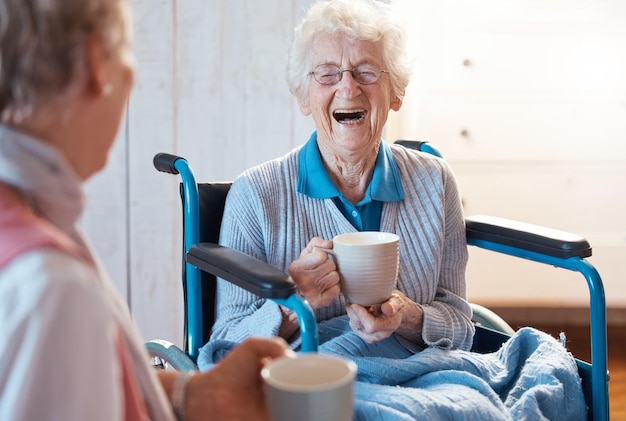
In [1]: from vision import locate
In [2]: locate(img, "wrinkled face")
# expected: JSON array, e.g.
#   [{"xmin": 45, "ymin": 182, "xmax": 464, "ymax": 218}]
[{"xmin": 299, "ymin": 32, "xmax": 402, "ymax": 155}]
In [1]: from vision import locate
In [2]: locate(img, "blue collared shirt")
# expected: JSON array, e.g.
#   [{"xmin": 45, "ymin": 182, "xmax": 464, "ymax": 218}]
[{"xmin": 297, "ymin": 132, "xmax": 404, "ymax": 231}]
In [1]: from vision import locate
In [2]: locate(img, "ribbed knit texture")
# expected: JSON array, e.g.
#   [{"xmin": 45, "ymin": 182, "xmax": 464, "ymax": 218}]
[{"xmin": 210, "ymin": 143, "xmax": 474, "ymax": 351}]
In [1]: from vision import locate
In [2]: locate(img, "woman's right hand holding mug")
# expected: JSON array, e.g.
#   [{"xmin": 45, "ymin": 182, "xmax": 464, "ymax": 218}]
[{"xmin": 287, "ymin": 237, "xmax": 341, "ymax": 309}]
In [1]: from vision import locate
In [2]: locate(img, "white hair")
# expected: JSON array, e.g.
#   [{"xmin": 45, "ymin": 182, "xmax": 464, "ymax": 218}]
[{"xmin": 286, "ymin": 0, "xmax": 412, "ymax": 102}]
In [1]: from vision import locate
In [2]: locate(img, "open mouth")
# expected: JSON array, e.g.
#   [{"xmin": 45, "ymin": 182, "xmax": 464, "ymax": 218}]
[{"xmin": 333, "ymin": 109, "xmax": 367, "ymax": 125}]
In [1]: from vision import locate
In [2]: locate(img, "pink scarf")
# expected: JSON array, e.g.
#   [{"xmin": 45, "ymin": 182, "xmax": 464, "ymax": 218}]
[
  {"xmin": 0, "ymin": 183, "xmax": 91, "ymax": 268},
  {"xmin": 0, "ymin": 183, "xmax": 150, "ymax": 421}
]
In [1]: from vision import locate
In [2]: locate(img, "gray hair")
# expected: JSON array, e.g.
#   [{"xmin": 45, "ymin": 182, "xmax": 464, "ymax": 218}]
[
  {"xmin": 0, "ymin": 0, "xmax": 132, "ymax": 122},
  {"xmin": 286, "ymin": 0, "xmax": 412, "ymax": 103}
]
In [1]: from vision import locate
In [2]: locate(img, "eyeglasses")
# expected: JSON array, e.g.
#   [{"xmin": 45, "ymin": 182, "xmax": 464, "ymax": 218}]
[{"xmin": 308, "ymin": 63, "xmax": 389, "ymax": 85}]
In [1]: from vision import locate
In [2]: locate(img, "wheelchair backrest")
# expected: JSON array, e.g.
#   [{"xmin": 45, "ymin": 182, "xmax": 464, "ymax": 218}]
[{"xmin": 180, "ymin": 181, "xmax": 231, "ymax": 344}]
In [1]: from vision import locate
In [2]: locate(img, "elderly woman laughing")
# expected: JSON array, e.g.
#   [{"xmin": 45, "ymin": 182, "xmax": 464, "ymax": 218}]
[{"xmin": 206, "ymin": 0, "xmax": 474, "ymax": 355}]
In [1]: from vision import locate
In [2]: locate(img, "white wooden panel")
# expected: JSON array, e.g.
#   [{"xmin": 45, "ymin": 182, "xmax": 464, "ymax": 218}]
[
  {"xmin": 177, "ymin": 0, "xmax": 317, "ymax": 182},
  {"xmin": 436, "ymin": 0, "xmax": 625, "ymax": 22},
  {"xmin": 454, "ymin": 163, "xmax": 626, "ymax": 235},
  {"xmin": 128, "ymin": 0, "xmax": 183, "ymax": 346},
  {"xmin": 423, "ymin": 24, "xmax": 626, "ymax": 93},
  {"xmin": 466, "ymin": 243, "xmax": 625, "ymax": 307},
  {"xmin": 393, "ymin": 0, "xmax": 626, "ymax": 144},
  {"xmin": 455, "ymin": 164, "xmax": 626, "ymax": 306},
  {"xmin": 414, "ymin": 95, "xmax": 626, "ymax": 162},
  {"xmin": 243, "ymin": 1, "xmax": 295, "ymax": 165},
  {"xmin": 81, "ymin": 115, "xmax": 129, "ymax": 301},
  {"xmin": 175, "ymin": 0, "xmax": 225, "ymax": 180},
  {"xmin": 466, "ymin": 247, "xmax": 590, "ymax": 306},
  {"xmin": 292, "ymin": 0, "xmax": 318, "ymax": 146}
]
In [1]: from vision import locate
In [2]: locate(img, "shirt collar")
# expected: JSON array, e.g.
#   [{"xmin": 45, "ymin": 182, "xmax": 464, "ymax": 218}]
[{"xmin": 297, "ymin": 131, "xmax": 404, "ymax": 202}]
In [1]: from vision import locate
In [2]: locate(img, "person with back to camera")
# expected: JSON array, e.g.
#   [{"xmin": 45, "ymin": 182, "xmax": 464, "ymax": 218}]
[
  {"xmin": 204, "ymin": 0, "xmax": 474, "ymax": 360},
  {"xmin": 0, "ymin": 0, "xmax": 290, "ymax": 420}
]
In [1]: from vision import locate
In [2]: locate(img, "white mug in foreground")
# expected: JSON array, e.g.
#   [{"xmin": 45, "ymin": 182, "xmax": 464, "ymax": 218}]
[
  {"xmin": 325, "ymin": 231, "xmax": 400, "ymax": 306},
  {"xmin": 261, "ymin": 354, "xmax": 357, "ymax": 421}
]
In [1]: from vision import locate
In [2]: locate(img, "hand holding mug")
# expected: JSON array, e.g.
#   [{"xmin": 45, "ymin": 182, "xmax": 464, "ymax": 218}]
[
  {"xmin": 185, "ymin": 337, "xmax": 290, "ymax": 421},
  {"xmin": 346, "ymin": 291, "xmax": 405, "ymax": 343},
  {"xmin": 261, "ymin": 353, "xmax": 357, "ymax": 421},
  {"xmin": 288, "ymin": 237, "xmax": 341, "ymax": 309},
  {"xmin": 316, "ymin": 232, "xmax": 400, "ymax": 306},
  {"xmin": 346, "ymin": 291, "xmax": 425, "ymax": 344}
]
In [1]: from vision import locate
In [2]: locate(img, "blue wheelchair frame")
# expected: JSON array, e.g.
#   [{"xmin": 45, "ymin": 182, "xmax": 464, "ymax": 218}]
[
  {"xmin": 151, "ymin": 144, "xmax": 609, "ymax": 421},
  {"xmin": 158, "ymin": 155, "xmax": 318, "ymax": 355},
  {"xmin": 465, "ymin": 218, "xmax": 608, "ymax": 421}
]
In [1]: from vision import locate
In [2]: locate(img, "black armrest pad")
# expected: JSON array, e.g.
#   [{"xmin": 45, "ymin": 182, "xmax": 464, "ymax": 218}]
[
  {"xmin": 186, "ymin": 243, "xmax": 296, "ymax": 298},
  {"xmin": 465, "ymin": 215, "xmax": 592, "ymax": 259}
]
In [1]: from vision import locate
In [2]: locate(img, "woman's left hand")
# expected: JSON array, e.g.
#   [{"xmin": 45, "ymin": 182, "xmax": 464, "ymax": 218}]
[{"xmin": 345, "ymin": 290, "xmax": 424, "ymax": 344}]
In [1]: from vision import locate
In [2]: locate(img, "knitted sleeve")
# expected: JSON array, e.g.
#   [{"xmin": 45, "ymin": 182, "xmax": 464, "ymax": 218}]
[
  {"xmin": 389, "ymin": 146, "xmax": 474, "ymax": 350},
  {"xmin": 210, "ymin": 167, "xmax": 285, "ymax": 343}
]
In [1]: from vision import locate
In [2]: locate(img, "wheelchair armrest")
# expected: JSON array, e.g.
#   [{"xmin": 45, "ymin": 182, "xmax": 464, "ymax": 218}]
[
  {"xmin": 186, "ymin": 243, "xmax": 297, "ymax": 298},
  {"xmin": 465, "ymin": 215, "xmax": 592, "ymax": 259}
]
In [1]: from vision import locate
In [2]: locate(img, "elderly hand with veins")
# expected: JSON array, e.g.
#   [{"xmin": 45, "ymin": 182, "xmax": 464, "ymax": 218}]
[
  {"xmin": 278, "ymin": 237, "xmax": 340, "ymax": 340},
  {"xmin": 346, "ymin": 290, "xmax": 426, "ymax": 345},
  {"xmin": 287, "ymin": 237, "xmax": 341, "ymax": 309}
]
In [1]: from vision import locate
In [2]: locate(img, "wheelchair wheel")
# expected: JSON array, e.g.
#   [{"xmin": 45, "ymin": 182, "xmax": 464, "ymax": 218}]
[
  {"xmin": 145, "ymin": 339, "xmax": 198, "ymax": 372},
  {"xmin": 470, "ymin": 303, "xmax": 516, "ymax": 336}
]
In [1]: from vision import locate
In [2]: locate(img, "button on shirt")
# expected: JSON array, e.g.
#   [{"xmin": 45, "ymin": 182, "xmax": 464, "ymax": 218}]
[{"xmin": 297, "ymin": 132, "xmax": 405, "ymax": 231}]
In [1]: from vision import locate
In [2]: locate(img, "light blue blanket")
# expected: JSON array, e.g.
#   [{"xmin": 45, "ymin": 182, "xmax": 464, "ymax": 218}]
[{"xmin": 198, "ymin": 317, "xmax": 586, "ymax": 420}]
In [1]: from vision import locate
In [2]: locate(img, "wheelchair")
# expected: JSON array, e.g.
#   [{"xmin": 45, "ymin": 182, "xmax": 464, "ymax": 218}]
[{"xmin": 148, "ymin": 140, "xmax": 609, "ymax": 420}]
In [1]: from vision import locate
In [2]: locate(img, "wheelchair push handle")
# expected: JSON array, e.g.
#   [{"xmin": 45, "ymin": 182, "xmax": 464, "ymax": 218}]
[{"xmin": 153, "ymin": 152, "xmax": 185, "ymax": 175}]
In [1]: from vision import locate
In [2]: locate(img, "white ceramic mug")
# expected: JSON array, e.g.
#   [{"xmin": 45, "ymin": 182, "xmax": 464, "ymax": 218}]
[
  {"xmin": 317, "ymin": 231, "xmax": 400, "ymax": 306},
  {"xmin": 261, "ymin": 354, "xmax": 357, "ymax": 421}
]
